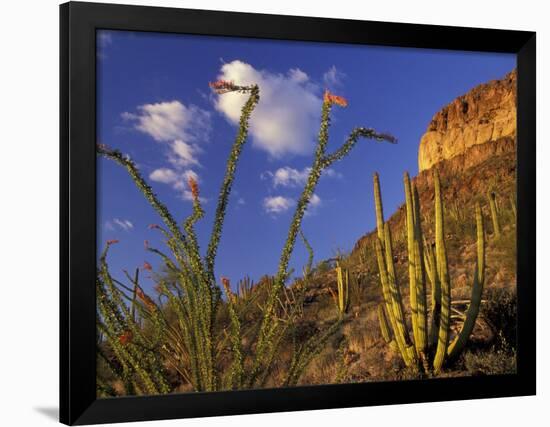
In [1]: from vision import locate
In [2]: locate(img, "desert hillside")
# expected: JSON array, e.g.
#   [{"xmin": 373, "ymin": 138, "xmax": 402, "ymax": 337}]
[{"xmin": 284, "ymin": 70, "xmax": 518, "ymax": 384}]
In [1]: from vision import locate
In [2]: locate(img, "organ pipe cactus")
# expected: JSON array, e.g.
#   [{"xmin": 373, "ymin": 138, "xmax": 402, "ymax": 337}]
[
  {"xmin": 373, "ymin": 171, "xmax": 485, "ymax": 374},
  {"xmin": 237, "ymin": 276, "xmax": 254, "ymax": 300},
  {"xmin": 488, "ymin": 191, "xmax": 501, "ymax": 238},
  {"xmin": 377, "ymin": 304, "xmax": 398, "ymax": 352},
  {"xmin": 330, "ymin": 262, "xmax": 350, "ymax": 316}
]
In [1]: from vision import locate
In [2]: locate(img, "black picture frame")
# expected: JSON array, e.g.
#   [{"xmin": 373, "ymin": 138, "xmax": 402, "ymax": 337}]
[{"xmin": 60, "ymin": 1, "xmax": 536, "ymax": 425}]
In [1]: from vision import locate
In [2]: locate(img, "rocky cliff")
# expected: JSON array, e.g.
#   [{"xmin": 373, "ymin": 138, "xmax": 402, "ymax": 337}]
[
  {"xmin": 351, "ymin": 69, "xmax": 518, "ymax": 288},
  {"xmin": 418, "ymin": 70, "xmax": 516, "ymax": 172}
]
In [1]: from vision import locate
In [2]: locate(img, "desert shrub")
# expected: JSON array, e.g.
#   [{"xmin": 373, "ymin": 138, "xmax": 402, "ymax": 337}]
[
  {"xmin": 315, "ymin": 260, "xmax": 331, "ymax": 274},
  {"xmin": 482, "ymin": 287, "xmax": 517, "ymax": 351},
  {"xmin": 494, "ymin": 228, "xmax": 517, "ymax": 273},
  {"xmin": 462, "ymin": 347, "xmax": 516, "ymax": 375}
]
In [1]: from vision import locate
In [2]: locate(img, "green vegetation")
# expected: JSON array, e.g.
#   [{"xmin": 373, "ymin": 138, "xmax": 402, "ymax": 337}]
[
  {"xmin": 96, "ymin": 77, "xmax": 518, "ymax": 395},
  {"xmin": 96, "ymin": 82, "xmax": 396, "ymax": 396},
  {"xmin": 372, "ymin": 171, "xmax": 486, "ymax": 374},
  {"xmin": 329, "ymin": 262, "xmax": 350, "ymax": 316}
]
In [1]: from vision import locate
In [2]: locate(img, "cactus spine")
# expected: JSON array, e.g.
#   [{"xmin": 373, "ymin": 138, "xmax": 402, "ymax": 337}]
[{"xmin": 372, "ymin": 170, "xmax": 486, "ymax": 374}]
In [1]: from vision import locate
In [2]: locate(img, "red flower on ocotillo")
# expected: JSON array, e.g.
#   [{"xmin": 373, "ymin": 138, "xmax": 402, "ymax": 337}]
[
  {"xmin": 188, "ymin": 176, "xmax": 199, "ymax": 201},
  {"xmin": 119, "ymin": 330, "xmax": 133, "ymax": 346},
  {"xmin": 324, "ymin": 90, "xmax": 348, "ymax": 107},
  {"xmin": 209, "ymin": 80, "xmax": 238, "ymax": 94}
]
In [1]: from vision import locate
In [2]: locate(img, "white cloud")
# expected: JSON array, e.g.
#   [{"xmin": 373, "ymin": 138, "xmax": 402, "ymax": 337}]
[
  {"xmin": 106, "ymin": 218, "xmax": 134, "ymax": 232},
  {"xmin": 262, "ymin": 166, "xmax": 342, "ymax": 188},
  {"xmin": 149, "ymin": 167, "xmax": 178, "ymax": 184},
  {"xmin": 149, "ymin": 168, "xmax": 204, "ymax": 202},
  {"xmin": 169, "ymin": 139, "xmax": 200, "ymax": 167},
  {"xmin": 237, "ymin": 197, "xmax": 246, "ymax": 205},
  {"xmin": 263, "ymin": 196, "xmax": 295, "ymax": 214},
  {"xmin": 181, "ymin": 169, "xmax": 199, "ymax": 182},
  {"xmin": 309, "ymin": 193, "xmax": 321, "ymax": 208},
  {"xmin": 323, "ymin": 168, "xmax": 342, "ymax": 179},
  {"xmin": 288, "ymin": 68, "xmax": 309, "ymax": 83},
  {"xmin": 122, "ymin": 100, "xmax": 210, "ymax": 143},
  {"xmin": 213, "ymin": 60, "xmax": 322, "ymax": 158},
  {"xmin": 305, "ymin": 193, "xmax": 322, "ymax": 216},
  {"xmin": 323, "ymin": 65, "xmax": 346, "ymax": 88},
  {"xmin": 273, "ymin": 166, "xmax": 310, "ymax": 187},
  {"xmin": 123, "ymin": 100, "xmax": 211, "ymax": 200}
]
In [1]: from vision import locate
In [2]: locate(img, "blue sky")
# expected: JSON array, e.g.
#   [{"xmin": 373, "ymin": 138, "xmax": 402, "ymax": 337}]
[{"xmin": 97, "ymin": 30, "xmax": 514, "ymax": 292}]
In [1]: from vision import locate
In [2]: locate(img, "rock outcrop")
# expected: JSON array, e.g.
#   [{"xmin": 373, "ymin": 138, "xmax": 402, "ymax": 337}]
[{"xmin": 418, "ymin": 70, "xmax": 516, "ymax": 172}]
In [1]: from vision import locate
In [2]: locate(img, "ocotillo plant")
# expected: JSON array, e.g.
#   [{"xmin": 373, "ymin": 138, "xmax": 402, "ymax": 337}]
[
  {"xmin": 373, "ymin": 171, "xmax": 485, "ymax": 374},
  {"xmin": 97, "ymin": 81, "xmax": 260, "ymax": 392},
  {"xmin": 97, "ymin": 81, "xmax": 396, "ymax": 394},
  {"xmin": 245, "ymin": 89, "xmax": 396, "ymax": 387},
  {"xmin": 96, "ymin": 241, "xmax": 170, "ymax": 396}
]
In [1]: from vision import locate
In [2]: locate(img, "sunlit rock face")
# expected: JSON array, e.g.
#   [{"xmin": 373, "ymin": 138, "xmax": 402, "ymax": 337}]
[{"xmin": 418, "ymin": 70, "xmax": 516, "ymax": 173}]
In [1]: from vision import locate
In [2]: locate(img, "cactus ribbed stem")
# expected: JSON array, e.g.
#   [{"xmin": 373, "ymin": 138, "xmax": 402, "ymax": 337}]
[
  {"xmin": 373, "ymin": 171, "xmax": 486, "ymax": 374},
  {"xmin": 432, "ymin": 171, "xmax": 451, "ymax": 373},
  {"xmin": 412, "ymin": 183, "xmax": 428, "ymax": 355},
  {"xmin": 447, "ymin": 203, "xmax": 485, "ymax": 358},
  {"xmin": 378, "ymin": 304, "xmax": 398, "ymax": 352},
  {"xmin": 378, "ymin": 304, "xmax": 393, "ymax": 343},
  {"xmin": 373, "ymin": 174, "xmax": 416, "ymax": 370},
  {"xmin": 375, "ymin": 237, "xmax": 415, "ymax": 366},
  {"xmin": 383, "ymin": 224, "xmax": 414, "ymax": 349},
  {"xmin": 424, "ymin": 239, "xmax": 441, "ymax": 349},
  {"xmin": 488, "ymin": 191, "xmax": 501, "ymax": 238},
  {"xmin": 404, "ymin": 173, "xmax": 421, "ymax": 356},
  {"xmin": 373, "ymin": 179, "xmax": 415, "ymax": 367},
  {"xmin": 373, "ymin": 172, "xmax": 385, "ymax": 243},
  {"xmin": 335, "ymin": 263, "xmax": 349, "ymax": 316}
]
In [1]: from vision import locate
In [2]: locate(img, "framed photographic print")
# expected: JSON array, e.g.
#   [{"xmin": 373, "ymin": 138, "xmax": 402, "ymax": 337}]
[{"xmin": 60, "ymin": 1, "xmax": 536, "ymax": 425}]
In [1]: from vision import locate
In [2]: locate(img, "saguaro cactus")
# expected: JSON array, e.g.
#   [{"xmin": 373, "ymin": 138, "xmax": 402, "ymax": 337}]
[{"xmin": 372, "ymin": 171, "xmax": 485, "ymax": 374}]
